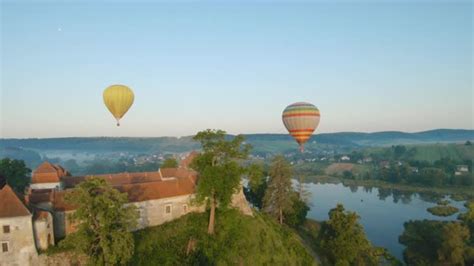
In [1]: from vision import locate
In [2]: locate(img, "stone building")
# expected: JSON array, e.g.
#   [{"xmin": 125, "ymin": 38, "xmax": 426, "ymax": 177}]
[
  {"xmin": 0, "ymin": 185, "xmax": 38, "ymax": 266},
  {"xmin": 1, "ymin": 152, "xmax": 252, "ymax": 265}
]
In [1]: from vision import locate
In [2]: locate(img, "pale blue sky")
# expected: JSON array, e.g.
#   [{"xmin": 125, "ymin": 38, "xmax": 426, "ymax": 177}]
[{"xmin": 1, "ymin": 1, "xmax": 472, "ymax": 138}]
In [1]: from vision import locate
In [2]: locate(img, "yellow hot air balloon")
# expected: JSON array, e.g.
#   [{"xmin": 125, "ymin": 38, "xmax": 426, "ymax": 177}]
[{"xmin": 103, "ymin": 85, "xmax": 134, "ymax": 126}]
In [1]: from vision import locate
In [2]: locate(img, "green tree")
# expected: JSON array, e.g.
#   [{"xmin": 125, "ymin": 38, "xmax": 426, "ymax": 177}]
[
  {"xmin": 284, "ymin": 193, "xmax": 309, "ymax": 228},
  {"xmin": 244, "ymin": 163, "xmax": 267, "ymax": 209},
  {"xmin": 459, "ymin": 201, "xmax": 474, "ymax": 242},
  {"xmin": 61, "ymin": 177, "xmax": 138, "ymax": 265},
  {"xmin": 0, "ymin": 158, "xmax": 31, "ymax": 193},
  {"xmin": 343, "ymin": 170, "xmax": 353, "ymax": 179},
  {"xmin": 465, "ymin": 140, "xmax": 472, "ymax": 146},
  {"xmin": 191, "ymin": 129, "xmax": 250, "ymax": 234},
  {"xmin": 161, "ymin": 157, "xmax": 178, "ymax": 168},
  {"xmin": 263, "ymin": 155, "xmax": 294, "ymax": 225},
  {"xmin": 399, "ymin": 220, "xmax": 470, "ymax": 266},
  {"xmin": 437, "ymin": 222, "xmax": 470, "ymax": 265},
  {"xmin": 320, "ymin": 204, "xmax": 379, "ymax": 265},
  {"xmin": 393, "ymin": 145, "xmax": 407, "ymax": 159}
]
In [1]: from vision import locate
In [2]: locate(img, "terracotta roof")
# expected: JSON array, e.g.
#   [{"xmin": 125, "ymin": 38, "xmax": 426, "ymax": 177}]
[
  {"xmin": 27, "ymin": 190, "xmax": 52, "ymax": 204},
  {"xmin": 62, "ymin": 171, "xmax": 163, "ymax": 188},
  {"xmin": 180, "ymin": 151, "xmax": 199, "ymax": 169},
  {"xmin": 118, "ymin": 176, "xmax": 196, "ymax": 202},
  {"xmin": 52, "ymin": 169, "xmax": 198, "ymax": 211},
  {"xmin": 0, "ymin": 185, "xmax": 31, "ymax": 218},
  {"xmin": 32, "ymin": 162, "xmax": 67, "ymax": 183}
]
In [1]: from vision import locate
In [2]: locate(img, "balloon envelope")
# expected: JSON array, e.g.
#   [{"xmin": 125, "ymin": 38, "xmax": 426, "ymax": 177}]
[
  {"xmin": 282, "ymin": 102, "xmax": 320, "ymax": 151},
  {"xmin": 103, "ymin": 85, "xmax": 134, "ymax": 126}
]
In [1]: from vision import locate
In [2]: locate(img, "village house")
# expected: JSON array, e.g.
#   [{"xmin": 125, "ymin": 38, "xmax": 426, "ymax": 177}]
[
  {"xmin": 0, "ymin": 185, "xmax": 38, "ymax": 266},
  {"xmin": 455, "ymin": 165, "xmax": 470, "ymax": 176},
  {"xmin": 340, "ymin": 155, "xmax": 351, "ymax": 161},
  {"xmin": 1, "ymin": 152, "xmax": 252, "ymax": 266}
]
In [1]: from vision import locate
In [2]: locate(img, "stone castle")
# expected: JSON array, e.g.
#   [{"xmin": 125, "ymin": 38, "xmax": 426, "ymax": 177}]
[{"xmin": 0, "ymin": 152, "xmax": 252, "ymax": 266}]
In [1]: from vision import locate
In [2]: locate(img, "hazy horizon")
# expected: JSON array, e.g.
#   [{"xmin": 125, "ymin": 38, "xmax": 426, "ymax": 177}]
[
  {"xmin": 1, "ymin": 1, "xmax": 473, "ymax": 138},
  {"xmin": 0, "ymin": 127, "xmax": 472, "ymax": 140}
]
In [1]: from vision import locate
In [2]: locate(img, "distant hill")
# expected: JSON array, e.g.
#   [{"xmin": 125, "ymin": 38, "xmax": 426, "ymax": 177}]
[{"xmin": 1, "ymin": 129, "xmax": 472, "ymax": 156}]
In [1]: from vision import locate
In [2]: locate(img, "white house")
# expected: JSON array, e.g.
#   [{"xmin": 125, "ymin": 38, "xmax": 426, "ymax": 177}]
[{"xmin": 0, "ymin": 185, "xmax": 38, "ymax": 266}]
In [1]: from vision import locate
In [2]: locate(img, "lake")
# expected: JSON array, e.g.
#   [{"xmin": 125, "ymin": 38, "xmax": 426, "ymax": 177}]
[{"xmin": 303, "ymin": 182, "xmax": 468, "ymax": 261}]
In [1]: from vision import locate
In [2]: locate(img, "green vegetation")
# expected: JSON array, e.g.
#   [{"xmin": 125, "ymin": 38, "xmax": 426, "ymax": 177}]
[
  {"xmin": 61, "ymin": 178, "xmax": 139, "ymax": 265},
  {"xmin": 263, "ymin": 155, "xmax": 295, "ymax": 225},
  {"xmin": 436, "ymin": 199, "xmax": 450, "ymax": 206},
  {"xmin": 161, "ymin": 157, "xmax": 178, "ymax": 168},
  {"xmin": 319, "ymin": 204, "xmax": 388, "ymax": 265},
  {"xmin": 399, "ymin": 220, "xmax": 472, "ymax": 265},
  {"xmin": 299, "ymin": 206, "xmax": 398, "ymax": 266},
  {"xmin": 192, "ymin": 129, "xmax": 250, "ymax": 234},
  {"xmin": 427, "ymin": 205, "xmax": 459, "ymax": 217},
  {"xmin": 131, "ymin": 209, "xmax": 314, "ymax": 265},
  {"xmin": 0, "ymin": 158, "xmax": 31, "ymax": 193},
  {"xmin": 365, "ymin": 143, "xmax": 474, "ymax": 163},
  {"xmin": 244, "ymin": 162, "xmax": 267, "ymax": 209}
]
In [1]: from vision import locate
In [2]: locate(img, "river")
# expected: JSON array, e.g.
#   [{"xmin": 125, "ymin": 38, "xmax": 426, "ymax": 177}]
[{"xmin": 303, "ymin": 182, "xmax": 468, "ymax": 261}]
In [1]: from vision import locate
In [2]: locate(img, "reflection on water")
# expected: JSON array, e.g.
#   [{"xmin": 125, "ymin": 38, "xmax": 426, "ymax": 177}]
[{"xmin": 303, "ymin": 181, "xmax": 467, "ymax": 261}]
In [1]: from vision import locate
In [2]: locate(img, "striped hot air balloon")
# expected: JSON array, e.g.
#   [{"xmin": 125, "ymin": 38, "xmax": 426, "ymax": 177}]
[{"xmin": 282, "ymin": 102, "xmax": 320, "ymax": 152}]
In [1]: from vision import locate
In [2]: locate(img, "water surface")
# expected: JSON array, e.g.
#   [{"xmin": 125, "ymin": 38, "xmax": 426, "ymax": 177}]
[{"xmin": 304, "ymin": 182, "xmax": 467, "ymax": 260}]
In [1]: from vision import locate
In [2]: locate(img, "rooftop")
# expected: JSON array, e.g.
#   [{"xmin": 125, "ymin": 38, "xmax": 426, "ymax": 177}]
[{"xmin": 0, "ymin": 185, "xmax": 31, "ymax": 218}]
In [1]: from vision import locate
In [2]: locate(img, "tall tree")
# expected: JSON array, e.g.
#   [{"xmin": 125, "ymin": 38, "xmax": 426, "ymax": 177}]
[
  {"xmin": 62, "ymin": 177, "xmax": 138, "ymax": 265},
  {"xmin": 161, "ymin": 157, "xmax": 178, "ymax": 168},
  {"xmin": 192, "ymin": 129, "xmax": 250, "ymax": 234},
  {"xmin": 320, "ymin": 204, "xmax": 379, "ymax": 265},
  {"xmin": 296, "ymin": 175, "xmax": 311, "ymax": 203},
  {"xmin": 263, "ymin": 155, "xmax": 294, "ymax": 225},
  {"xmin": 0, "ymin": 158, "xmax": 31, "ymax": 193},
  {"xmin": 245, "ymin": 163, "xmax": 267, "ymax": 209}
]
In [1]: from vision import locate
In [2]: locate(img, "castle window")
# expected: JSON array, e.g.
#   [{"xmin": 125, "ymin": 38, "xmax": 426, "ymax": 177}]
[
  {"xmin": 165, "ymin": 204, "xmax": 172, "ymax": 214},
  {"xmin": 1, "ymin": 242, "xmax": 8, "ymax": 253},
  {"xmin": 183, "ymin": 204, "xmax": 188, "ymax": 213},
  {"xmin": 3, "ymin": 225, "xmax": 10, "ymax": 234}
]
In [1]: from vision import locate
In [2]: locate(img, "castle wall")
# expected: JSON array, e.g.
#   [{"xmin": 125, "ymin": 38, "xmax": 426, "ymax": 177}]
[
  {"xmin": 0, "ymin": 216, "xmax": 37, "ymax": 266},
  {"xmin": 33, "ymin": 214, "xmax": 54, "ymax": 250},
  {"xmin": 130, "ymin": 194, "xmax": 205, "ymax": 230},
  {"xmin": 52, "ymin": 211, "xmax": 75, "ymax": 240}
]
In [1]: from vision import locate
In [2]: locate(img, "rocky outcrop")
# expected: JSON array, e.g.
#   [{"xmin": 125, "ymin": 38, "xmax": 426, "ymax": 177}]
[{"xmin": 231, "ymin": 184, "xmax": 253, "ymax": 216}]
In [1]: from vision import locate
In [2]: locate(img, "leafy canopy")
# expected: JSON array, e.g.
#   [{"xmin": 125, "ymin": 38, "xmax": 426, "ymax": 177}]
[
  {"xmin": 192, "ymin": 129, "xmax": 251, "ymax": 208},
  {"xmin": 161, "ymin": 157, "xmax": 178, "ymax": 168},
  {"xmin": 320, "ymin": 204, "xmax": 379, "ymax": 266},
  {"xmin": 0, "ymin": 158, "xmax": 31, "ymax": 193},
  {"xmin": 61, "ymin": 177, "xmax": 139, "ymax": 265},
  {"xmin": 399, "ymin": 220, "xmax": 470, "ymax": 266},
  {"xmin": 244, "ymin": 163, "xmax": 267, "ymax": 209}
]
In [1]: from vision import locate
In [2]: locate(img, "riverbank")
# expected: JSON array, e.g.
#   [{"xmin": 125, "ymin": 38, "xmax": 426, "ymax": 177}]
[{"xmin": 302, "ymin": 175, "xmax": 474, "ymax": 200}]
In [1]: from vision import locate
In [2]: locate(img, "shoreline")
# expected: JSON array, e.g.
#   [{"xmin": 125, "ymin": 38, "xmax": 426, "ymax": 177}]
[{"xmin": 300, "ymin": 175, "xmax": 474, "ymax": 199}]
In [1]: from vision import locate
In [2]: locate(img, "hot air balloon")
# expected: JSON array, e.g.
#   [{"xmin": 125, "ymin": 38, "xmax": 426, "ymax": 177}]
[
  {"xmin": 103, "ymin": 84, "xmax": 134, "ymax": 126},
  {"xmin": 282, "ymin": 102, "xmax": 320, "ymax": 152}
]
